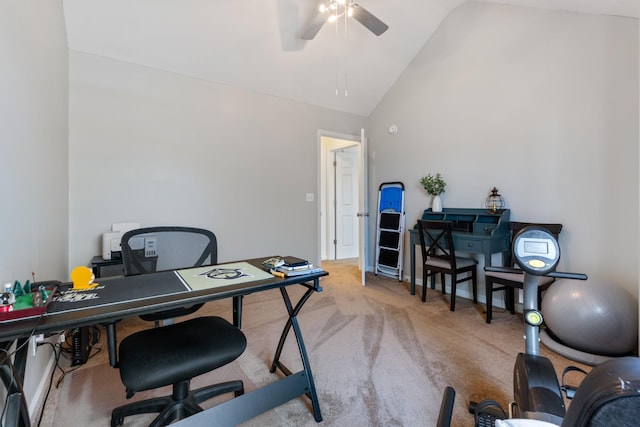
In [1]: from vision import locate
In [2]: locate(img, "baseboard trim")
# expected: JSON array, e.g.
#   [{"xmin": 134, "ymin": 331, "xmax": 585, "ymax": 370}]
[{"xmin": 28, "ymin": 340, "xmax": 58, "ymax": 425}]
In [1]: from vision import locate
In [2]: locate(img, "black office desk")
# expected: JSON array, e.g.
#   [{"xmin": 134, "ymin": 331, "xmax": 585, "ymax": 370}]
[{"xmin": 0, "ymin": 258, "xmax": 327, "ymax": 427}]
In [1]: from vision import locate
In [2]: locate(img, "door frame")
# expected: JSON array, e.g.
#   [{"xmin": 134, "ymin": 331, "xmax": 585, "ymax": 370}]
[{"xmin": 317, "ymin": 129, "xmax": 362, "ymax": 263}]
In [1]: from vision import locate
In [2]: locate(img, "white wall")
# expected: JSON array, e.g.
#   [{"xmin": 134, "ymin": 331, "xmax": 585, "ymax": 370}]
[
  {"xmin": 0, "ymin": 0, "xmax": 69, "ymax": 419},
  {"xmin": 367, "ymin": 3, "xmax": 639, "ymax": 299},
  {"xmin": 68, "ymin": 51, "xmax": 366, "ymax": 269}
]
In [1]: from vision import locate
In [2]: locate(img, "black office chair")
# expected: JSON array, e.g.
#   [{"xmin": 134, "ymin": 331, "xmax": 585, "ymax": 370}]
[
  {"xmin": 120, "ymin": 226, "xmax": 217, "ymax": 323},
  {"xmin": 417, "ymin": 220, "xmax": 478, "ymax": 311},
  {"xmin": 111, "ymin": 226, "xmax": 246, "ymax": 427},
  {"xmin": 484, "ymin": 222, "xmax": 562, "ymax": 324}
]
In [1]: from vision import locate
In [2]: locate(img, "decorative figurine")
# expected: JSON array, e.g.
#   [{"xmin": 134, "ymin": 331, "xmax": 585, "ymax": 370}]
[
  {"xmin": 32, "ymin": 291, "xmax": 43, "ymax": 307},
  {"xmin": 70, "ymin": 266, "xmax": 99, "ymax": 290},
  {"xmin": 39, "ymin": 285, "xmax": 48, "ymax": 302},
  {"xmin": 13, "ymin": 280, "xmax": 25, "ymax": 298}
]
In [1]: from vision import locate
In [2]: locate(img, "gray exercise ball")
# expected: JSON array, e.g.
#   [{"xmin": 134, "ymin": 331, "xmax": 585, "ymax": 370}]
[{"xmin": 542, "ymin": 279, "xmax": 638, "ymax": 356}]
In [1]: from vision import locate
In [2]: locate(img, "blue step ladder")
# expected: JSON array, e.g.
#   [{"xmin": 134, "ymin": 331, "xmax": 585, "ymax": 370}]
[{"xmin": 374, "ymin": 182, "xmax": 405, "ymax": 281}]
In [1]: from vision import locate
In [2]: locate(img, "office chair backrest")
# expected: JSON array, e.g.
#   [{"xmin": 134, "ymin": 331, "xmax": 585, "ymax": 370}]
[
  {"xmin": 121, "ymin": 226, "xmax": 217, "ymax": 276},
  {"xmin": 561, "ymin": 357, "xmax": 640, "ymax": 426},
  {"xmin": 417, "ymin": 220, "xmax": 457, "ymax": 269},
  {"xmin": 121, "ymin": 226, "xmax": 217, "ymax": 322},
  {"xmin": 506, "ymin": 222, "xmax": 562, "ymax": 267}
]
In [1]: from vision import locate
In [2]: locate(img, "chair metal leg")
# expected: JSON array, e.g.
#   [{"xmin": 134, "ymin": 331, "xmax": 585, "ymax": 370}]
[
  {"xmin": 192, "ymin": 380, "xmax": 244, "ymax": 403},
  {"xmin": 111, "ymin": 379, "xmax": 244, "ymax": 427},
  {"xmin": 111, "ymin": 396, "xmax": 173, "ymax": 427},
  {"xmin": 506, "ymin": 288, "xmax": 516, "ymax": 314},
  {"xmin": 422, "ymin": 269, "xmax": 428, "ymax": 302},
  {"xmin": 471, "ymin": 270, "xmax": 478, "ymax": 304},
  {"xmin": 450, "ymin": 277, "xmax": 456, "ymax": 311},
  {"xmin": 148, "ymin": 400, "xmax": 202, "ymax": 427},
  {"xmin": 485, "ymin": 280, "xmax": 493, "ymax": 323}
]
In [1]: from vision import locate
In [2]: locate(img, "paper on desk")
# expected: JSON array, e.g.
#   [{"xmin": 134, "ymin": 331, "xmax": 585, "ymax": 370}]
[{"xmin": 176, "ymin": 262, "xmax": 273, "ymax": 291}]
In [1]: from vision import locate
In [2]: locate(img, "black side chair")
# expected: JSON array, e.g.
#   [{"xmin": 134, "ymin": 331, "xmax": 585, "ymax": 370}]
[
  {"xmin": 417, "ymin": 220, "xmax": 478, "ymax": 311},
  {"xmin": 111, "ymin": 226, "xmax": 246, "ymax": 427},
  {"xmin": 484, "ymin": 222, "xmax": 562, "ymax": 324}
]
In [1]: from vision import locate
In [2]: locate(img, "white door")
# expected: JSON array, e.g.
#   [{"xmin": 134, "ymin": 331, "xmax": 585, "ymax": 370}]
[
  {"xmin": 358, "ymin": 128, "xmax": 368, "ymax": 286},
  {"xmin": 335, "ymin": 148, "xmax": 359, "ymax": 259}
]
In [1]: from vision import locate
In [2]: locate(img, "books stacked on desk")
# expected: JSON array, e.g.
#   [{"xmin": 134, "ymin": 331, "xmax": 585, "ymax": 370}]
[{"xmin": 264, "ymin": 256, "xmax": 323, "ymax": 277}]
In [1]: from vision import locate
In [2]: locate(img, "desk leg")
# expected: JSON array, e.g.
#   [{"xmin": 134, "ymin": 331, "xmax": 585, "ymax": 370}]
[
  {"xmin": 106, "ymin": 323, "xmax": 118, "ymax": 368},
  {"xmin": 270, "ymin": 283, "xmax": 322, "ymax": 422},
  {"xmin": 1, "ymin": 339, "xmax": 32, "ymax": 427},
  {"xmin": 232, "ymin": 295, "xmax": 243, "ymax": 328}
]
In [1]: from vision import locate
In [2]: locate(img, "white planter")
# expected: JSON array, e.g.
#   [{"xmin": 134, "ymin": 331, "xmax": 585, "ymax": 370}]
[{"xmin": 432, "ymin": 195, "xmax": 442, "ymax": 212}]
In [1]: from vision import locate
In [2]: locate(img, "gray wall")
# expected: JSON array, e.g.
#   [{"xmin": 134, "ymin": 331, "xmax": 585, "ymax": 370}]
[
  {"xmin": 0, "ymin": 0, "xmax": 69, "ymax": 418},
  {"xmin": 367, "ymin": 3, "xmax": 639, "ymax": 299},
  {"xmin": 68, "ymin": 51, "xmax": 366, "ymax": 269}
]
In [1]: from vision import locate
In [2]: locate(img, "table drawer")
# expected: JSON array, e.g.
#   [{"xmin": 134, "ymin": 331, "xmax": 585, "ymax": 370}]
[
  {"xmin": 473, "ymin": 223, "xmax": 497, "ymax": 235},
  {"xmin": 456, "ymin": 238, "xmax": 483, "ymax": 252}
]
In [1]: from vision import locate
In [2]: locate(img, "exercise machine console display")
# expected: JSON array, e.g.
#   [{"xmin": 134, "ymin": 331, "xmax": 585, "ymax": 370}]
[{"xmin": 513, "ymin": 229, "xmax": 559, "ymax": 275}]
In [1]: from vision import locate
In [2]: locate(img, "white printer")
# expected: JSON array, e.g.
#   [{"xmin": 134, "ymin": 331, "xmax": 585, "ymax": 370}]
[{"xmin": 102, "ymin": 222, "xmax": 140, "ymax": 260}]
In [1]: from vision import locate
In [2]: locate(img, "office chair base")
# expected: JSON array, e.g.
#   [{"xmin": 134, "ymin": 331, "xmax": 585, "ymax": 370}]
[{"xmin": 111, "ymin": 379, "xmax": 244, "ymax": 427}]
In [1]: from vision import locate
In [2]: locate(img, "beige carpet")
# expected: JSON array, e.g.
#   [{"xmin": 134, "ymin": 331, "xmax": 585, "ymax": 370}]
[{"xmin": 41, "ymin": 260, "xmax": 589, "ymax": 426}]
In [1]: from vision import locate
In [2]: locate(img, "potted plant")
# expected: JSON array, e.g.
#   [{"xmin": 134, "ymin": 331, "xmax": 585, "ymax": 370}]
[{"xmin": 420, "ymin": 173, "xmax": 446, "ymax": 212}]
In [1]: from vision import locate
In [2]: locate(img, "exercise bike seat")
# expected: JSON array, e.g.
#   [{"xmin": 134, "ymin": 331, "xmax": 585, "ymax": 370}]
[
  {"xmin": 561, "ymin": 356, "xmax": 640, "ymax": 426},
  {"xmin": 496, "ymin": 357, "xmax": 640, "ymax": 427}
]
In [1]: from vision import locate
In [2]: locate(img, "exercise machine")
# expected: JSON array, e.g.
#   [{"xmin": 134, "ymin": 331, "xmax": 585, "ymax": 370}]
[
  {"xmin": 473, "ymin": 226, "xmax": 587, "ymax": 425},
  {"xmin": 506, "ymin": 226, "xmax": 587, "ymax": 422},
  {"xmin": 437, "ymin": 227, "xmax": 640, "ymax": 426}
]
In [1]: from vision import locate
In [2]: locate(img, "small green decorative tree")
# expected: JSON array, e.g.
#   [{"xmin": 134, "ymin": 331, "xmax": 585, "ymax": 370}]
[
  {"xmin": 420, "ymin": 173, "xmax": 446, "ymax": 196},
  {"xmin": 13, "ymin": 280, "xmax": 24, "ymax": 297}
]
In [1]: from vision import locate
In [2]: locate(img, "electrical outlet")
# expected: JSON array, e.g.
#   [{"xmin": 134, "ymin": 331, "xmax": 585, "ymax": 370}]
[
  {"xmin": 31, "ymin": 334, "xmax": 44, "ymax": 356},
  {"xmin": 306, "ymin": 193, "xmax": 315, "ymax": 202}
]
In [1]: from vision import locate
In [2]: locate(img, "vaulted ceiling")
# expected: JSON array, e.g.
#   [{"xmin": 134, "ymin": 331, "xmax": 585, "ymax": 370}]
[{"xmin": 63, "ymin": 0, "xmax": 639, "ymax": 116}]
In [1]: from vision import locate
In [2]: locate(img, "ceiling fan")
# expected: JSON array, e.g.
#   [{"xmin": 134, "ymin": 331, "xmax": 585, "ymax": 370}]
[{"xmin": 301, "ymin": 0, "xmax": 389, "ymax": 40}]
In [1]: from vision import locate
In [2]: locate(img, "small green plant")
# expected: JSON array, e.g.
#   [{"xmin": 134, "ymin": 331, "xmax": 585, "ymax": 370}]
[{"xmin": 420, "ymin": 173, "xmax": 446, "ymax": 196}]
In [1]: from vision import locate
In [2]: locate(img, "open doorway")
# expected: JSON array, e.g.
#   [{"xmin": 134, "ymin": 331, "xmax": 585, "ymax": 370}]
[{"xmin": 319, "ymin": 133, "xmax": 360, "ymax": 262}]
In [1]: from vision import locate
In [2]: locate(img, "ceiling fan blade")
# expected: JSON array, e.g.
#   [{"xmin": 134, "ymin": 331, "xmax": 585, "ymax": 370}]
[
  {"xmin": 301, "ymin": 11, "xmax": 328, "ymax": 40},
  {"xmin": 351, "ymin": 4, "xmax": 389, "ymax": 36}
]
